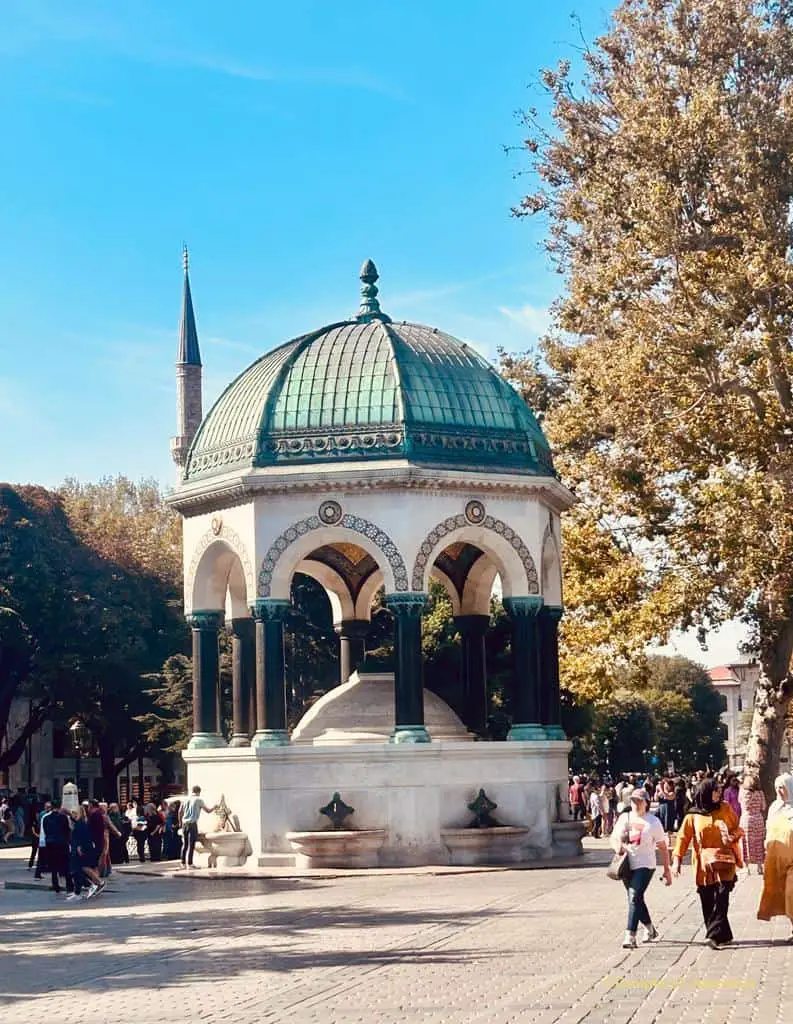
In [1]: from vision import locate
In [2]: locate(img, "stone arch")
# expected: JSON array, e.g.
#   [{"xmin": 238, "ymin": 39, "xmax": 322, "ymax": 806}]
[
  {"xmin": 460, "ymin": 557, "xmax": 500, "ymax": 617},
  {"xmin": 541, "ymin": 523, "xmax": 563, "ymax": 607},
  {"xmin": 295, "ymin": 558, "xmax": 356, "ymax": 625},
  {"xmin": 353, "ymin": 568, "xmax": 385, "ymax": 620},
  {"xmin": 429, "ymin": 566, "xmax": 462, "ymax": 617},
  {"xmin": 186, "ymin": 524, "xmax": 256, "ymax": 615},
  {"xmin": 411, "ymin": 513, "xmax": 539, "ymax": 598},
  {"xmin": 258, "ymin": 513, "xmax": 409, "ymax": 601}
]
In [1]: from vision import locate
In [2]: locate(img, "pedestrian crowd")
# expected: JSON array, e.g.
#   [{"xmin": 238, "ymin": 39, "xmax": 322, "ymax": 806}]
[
  {"xmin": 570, "ymin": 766, "xmax": 793, "ymax": 951},
  {"xmin": 21, "ymin": 784, "xmax": 217, "ymax": 902}
]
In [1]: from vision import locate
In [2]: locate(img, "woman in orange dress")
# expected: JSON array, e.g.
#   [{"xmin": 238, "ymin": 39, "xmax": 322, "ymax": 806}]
[
  {"xmin": 757, "ymin": 774, "xmax": 793, "ymax": 941},
  {"xmin": 673, "ymin": 779, "xmax": 744, "ymax": 949}
]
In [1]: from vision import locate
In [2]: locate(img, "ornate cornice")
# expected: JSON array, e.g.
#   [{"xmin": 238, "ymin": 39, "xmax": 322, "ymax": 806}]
[{"xmin": 166, "ymin": 464, "xmax": 575, "ymax": 517}]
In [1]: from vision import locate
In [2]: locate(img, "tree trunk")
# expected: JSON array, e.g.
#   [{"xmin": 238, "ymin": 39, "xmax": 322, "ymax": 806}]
[{"xmin": 744, "ymin": 626, "xmax": 793, "ymax": 801}]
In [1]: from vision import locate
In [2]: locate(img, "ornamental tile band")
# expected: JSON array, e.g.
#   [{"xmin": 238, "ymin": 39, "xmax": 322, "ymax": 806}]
[
  {"xmin": 411, "ymin": 511, "xmax": 539, "ymax": 593},
  {"xmin": 258, "ymin": 514, "xmax": 409, "ymax": 597}
]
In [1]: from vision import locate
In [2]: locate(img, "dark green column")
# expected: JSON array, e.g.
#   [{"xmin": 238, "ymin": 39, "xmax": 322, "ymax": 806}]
[
  {"xmin": 453, "ymin": 614, "xmax": 489, "ymax": 736},
  {"xmin": 335, "ymin": 619, "xmax": 370, "ymax": 684},
  {"xmin": 251, "ymin": 599, "xmax": 291, "ymax": 749},
  {"xmin": 385, "ymin": 593, "xmax": 430, "ymax": 744},
  {"xmin": 503, "ymin": 596, "xmax": 546, "ymax": 741},
  {"xmin": 229, "ymin": 617, "xmax": 255, "ymax": 747},
  {"xmin": 539, "ymin": 605, "xmax": 566, "ymax": 739},
  {"xmin": 186, "ymin": 611, "xmax": 226, "ymax": 750}
]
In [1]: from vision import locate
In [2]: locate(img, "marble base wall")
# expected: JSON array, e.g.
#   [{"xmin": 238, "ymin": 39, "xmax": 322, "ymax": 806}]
[{"xmin": 182, "ymin": 739, "xmax": 573, "ymax": 868}]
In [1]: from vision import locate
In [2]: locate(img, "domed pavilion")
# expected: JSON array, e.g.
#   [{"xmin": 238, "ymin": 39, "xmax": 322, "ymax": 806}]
[{"xmin": 168, "ymin": 255, "xmax": 577, "ymax": 866}]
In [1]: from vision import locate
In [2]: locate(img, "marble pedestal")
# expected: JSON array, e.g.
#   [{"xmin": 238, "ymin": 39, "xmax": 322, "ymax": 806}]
[{"xmin": 183, "ymin": 738, "xmax": 573, "ymax": 869}]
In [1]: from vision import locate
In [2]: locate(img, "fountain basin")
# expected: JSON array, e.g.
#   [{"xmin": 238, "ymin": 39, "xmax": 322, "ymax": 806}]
[
  {"xmin": 285, "ymin": 829, "xmax": 388, "ymax": 869},
  {"xmin": 551, "ymin": 821, "xmax": 587, "ymax": 859},
  {"xmin": 195, "ymin": 830, "xmax": 251, "ymax": 868},
  {"xmin": 440, "ymin": 826, "xmax": 530, "ymax": 866}
]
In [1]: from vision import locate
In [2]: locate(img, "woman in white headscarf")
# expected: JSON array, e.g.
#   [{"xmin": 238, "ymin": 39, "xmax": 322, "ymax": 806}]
[{"xmin": 757, "ymin": 774, "xmax": 793, "ymax": 940}]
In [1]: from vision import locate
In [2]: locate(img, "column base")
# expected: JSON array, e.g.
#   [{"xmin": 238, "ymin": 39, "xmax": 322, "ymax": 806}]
[
  {"xmin": 507, "ymin": 723, "xmax": 547, "ymax": 741},
  {"xmin": 544, "ymin": 725, "xmax": 567, "ymax": 740},
  {"xmin": 187, "ymin": 732, "xmax": 227, "ymax": 751},
  {"xmin": 251, "ymin": 729, "xmax": 290, "ymax": 750},
  {"xmin": 229, "ymin": 734, "xmax": 251, "ymax": 748},
  {"xmin": 390, "ymin": 725, "xmax": 432, "ymax": 744}
]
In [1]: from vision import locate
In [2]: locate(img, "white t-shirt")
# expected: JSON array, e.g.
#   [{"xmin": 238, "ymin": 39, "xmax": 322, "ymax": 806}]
[
  {"xmin": 182, "ymin": 796, "xmax": 207, "ymax": 825},
  {"xmin": 614, "ymin": 811, "xmax": 667, "ymax": 869}
]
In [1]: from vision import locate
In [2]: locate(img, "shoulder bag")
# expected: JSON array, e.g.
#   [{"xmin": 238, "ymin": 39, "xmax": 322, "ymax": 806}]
[{"xmin": 606, "ymin": 814, "xmax": 633, "ymax": 882}]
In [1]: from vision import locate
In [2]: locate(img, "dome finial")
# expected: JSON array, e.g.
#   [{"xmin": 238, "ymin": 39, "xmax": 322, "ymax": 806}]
[
  {"xmin": 356, "ymin": 259, "xmax": 391, "ymax": 324},
  {"xmin": 183, "ymin": 243, "xmax": 189, "ymax": 273}
]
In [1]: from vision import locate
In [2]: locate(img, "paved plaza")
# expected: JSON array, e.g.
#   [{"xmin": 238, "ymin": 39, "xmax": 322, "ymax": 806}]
[{"xmin": 1, "ymin": 843, "xmax": 791, "ymax": 1024}]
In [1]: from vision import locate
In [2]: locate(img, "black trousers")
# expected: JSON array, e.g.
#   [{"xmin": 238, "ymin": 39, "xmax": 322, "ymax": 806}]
[
  {"xmin": 182, "ymin": 822, "xmax": 198, "ymax": 865},
  {"xmin": 28, "ymin": 839, "xmax": 39, "ymax": 869},
  {"xmin": 135, "ymin": 831, "xmax": 147, "ymax": 862},
  {"xmin": 698, "ymin": 881, "xmax": 734, "ymax": 944},
  {"xmin": 47, "ymin": 843, "xmax": 73, "ymax": 893}
]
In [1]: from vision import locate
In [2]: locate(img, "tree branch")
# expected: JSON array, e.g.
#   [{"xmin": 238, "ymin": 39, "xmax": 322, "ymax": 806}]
[{"xmin": 0, "ymin": 702, "xmax": 51, "ymax": 771}]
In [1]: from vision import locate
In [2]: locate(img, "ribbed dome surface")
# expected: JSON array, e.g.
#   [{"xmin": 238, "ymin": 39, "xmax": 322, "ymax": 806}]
[{"xmin": 185, "ymin": 316, "xmax": 553, "ymax": 482}]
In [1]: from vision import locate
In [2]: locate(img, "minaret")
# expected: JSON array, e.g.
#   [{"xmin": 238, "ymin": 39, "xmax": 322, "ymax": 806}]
[{"xmin": 170, "ymin": 246, "xmax": 203, "ymax": 473}]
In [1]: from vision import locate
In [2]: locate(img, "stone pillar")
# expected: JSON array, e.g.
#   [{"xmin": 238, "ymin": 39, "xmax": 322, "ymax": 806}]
[
  {"xmin": 454, "ymin": 614, "xmax": 489, "ymax": 736},
  {"xmin": 386, "ymin": 593, "xmax": 430, "ymax": 744},
  {"xmin": 229, "ymin": 617, "xmax": 255, "ymax": 747},
  {"xmin": 503, "ymin": 596, "xmax": 546, "ymax": 741},
  {"xmin": 335, "ymin": 619, "xmax": 369, "ymax": 684},
  {"xmin": 539, "ymin": 605, "xmax": 566, "ymax": 740},
  {"xmin": 251, "ymin": 599, "xmax": 291, "ymax": 749},
  {"xmin": 186, "ymin": 611, "xmax": 226, "ymax": 749}
]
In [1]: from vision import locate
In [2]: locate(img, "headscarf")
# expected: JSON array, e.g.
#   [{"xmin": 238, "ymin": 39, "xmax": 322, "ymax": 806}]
[
  {"xmin": 691, "ymin": 778, "xmax": 721, "ymax": 815},
  {"xmin": 767, "ymin": 773, "xmax": 793, "ymax": 822}
]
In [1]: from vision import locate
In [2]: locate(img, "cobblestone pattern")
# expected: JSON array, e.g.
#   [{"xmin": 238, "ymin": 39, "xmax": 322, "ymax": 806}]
[{"xmin": 1, "ymin": 846, "xmax": 791, "ymax": 1024}]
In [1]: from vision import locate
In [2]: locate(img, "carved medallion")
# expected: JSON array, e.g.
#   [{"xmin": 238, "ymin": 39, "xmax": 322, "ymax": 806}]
[
  {"xmin": 465, "ymin": 500, "xmax": 486, "ymax": 525},
  {"xmin": 318, "ymin": 500, "xmax": 343, "ymax": 525}
]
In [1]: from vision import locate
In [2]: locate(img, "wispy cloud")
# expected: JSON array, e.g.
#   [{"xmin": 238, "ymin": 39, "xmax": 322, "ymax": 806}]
[
  {"xmin": 1, "ymin": 3, "xmax": 407, "ymax": 101},
  {"xmin": 497, "ymin": 303, "xmax": 551, "ymax": 337},
  {"xmin": 180, "ymin": 52, "xmax": 408, "ymax": 101}
]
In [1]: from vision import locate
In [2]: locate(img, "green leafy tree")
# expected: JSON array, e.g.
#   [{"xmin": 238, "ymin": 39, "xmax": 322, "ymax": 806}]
[{"xmin": 510, "ymin": 0, "xmax": 793, "ymax": 796}]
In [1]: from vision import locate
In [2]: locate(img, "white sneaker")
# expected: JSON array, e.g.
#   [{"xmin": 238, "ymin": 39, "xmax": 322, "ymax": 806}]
[
  {"xmin": 622, "ymin": 931, "xmax": 637, "ymax": 949},
  {"xmin": 86, "ymin": 884, "xmax": 98, "ymax": 899},
  {"xmin": 642, "ymin": 924, "xmax": 659, "ymax": 942},
  {"xmin": 65, "ymin": 893, "xmax": 80, "ymax": 901}
]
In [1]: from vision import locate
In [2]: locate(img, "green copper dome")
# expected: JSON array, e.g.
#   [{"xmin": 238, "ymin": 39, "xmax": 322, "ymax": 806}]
[{"xmin": 184, "ymin": 263, "xmax": 553, "ymax": 481}]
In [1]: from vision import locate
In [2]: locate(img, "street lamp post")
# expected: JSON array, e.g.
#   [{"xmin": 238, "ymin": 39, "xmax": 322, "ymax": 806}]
[
  {"xmin": 604, "ymin": 738, "xmax": 611, "ymax": 776},
  {"xmin": 70, "ymin": 720, "xmax": 89, "ymax": 801}
]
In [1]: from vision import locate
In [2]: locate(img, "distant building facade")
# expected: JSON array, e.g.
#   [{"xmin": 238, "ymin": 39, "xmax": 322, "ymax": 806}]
[
  {"xmin": 707, "ymin": 661, "xmax": 761, "ymax": 769},
  {"xmin": 0, "ymin": 698, "xmax": 179, "ymax": 803}
]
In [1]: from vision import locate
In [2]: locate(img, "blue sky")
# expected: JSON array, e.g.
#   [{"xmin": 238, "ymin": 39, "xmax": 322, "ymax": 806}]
[
  {"xmin": 0, "ymin": 1, "xmax": 745, "ymax": 665},
  {"xmin": 0, "ymin": 0, "xmax": 615, "ymax": 488}
]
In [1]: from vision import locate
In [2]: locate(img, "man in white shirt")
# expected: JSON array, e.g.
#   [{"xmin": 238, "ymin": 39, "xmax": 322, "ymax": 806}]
[{"xmin": 178, "ymin": 786, "xmax": 217, "ymax": 869}]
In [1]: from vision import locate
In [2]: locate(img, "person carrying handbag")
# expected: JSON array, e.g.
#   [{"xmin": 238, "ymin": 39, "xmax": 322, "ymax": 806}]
[
  {"xmin": 610, "ymin": 788, "xmax": 673, "ymax": 949},
  {"xmin": 673, "ymin": 779, "xmax": 744, "ymax": 950}
]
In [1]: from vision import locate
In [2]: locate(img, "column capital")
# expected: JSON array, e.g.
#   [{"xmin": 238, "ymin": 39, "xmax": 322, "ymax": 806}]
[
  {"xmin": 453, "ymin": 614, "xmax": 490, "ymax": 637},
  {"xmin": 334, "ymin": 618, "xmax": 371, "ymax": 640},
  {"xmin": 385, "ymin": 592, "xmax": 428, "ymax": 618},
  {"xmin": 186, "ymin": 610, "xmax": 224, "ymax": 630},
  {"xmin": 229, "ymin": 615, "xmax": 255, "ymax": 636},
  {"xmin": 503, "ymin": 595, "xmax": 544, "ymax": 618},
  {"xmin": 540, "ymin": 604, "xmax": 563, "ymax": 623},
  {"xmin": 252, "ymin": 598, "xmax": 291, "ymax": 622}
]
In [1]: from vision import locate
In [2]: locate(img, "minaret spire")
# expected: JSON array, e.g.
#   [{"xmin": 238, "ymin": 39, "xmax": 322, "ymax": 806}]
[{"xmin": 171, "ymin": 246, "xmax": 204, "ymax": 474}]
